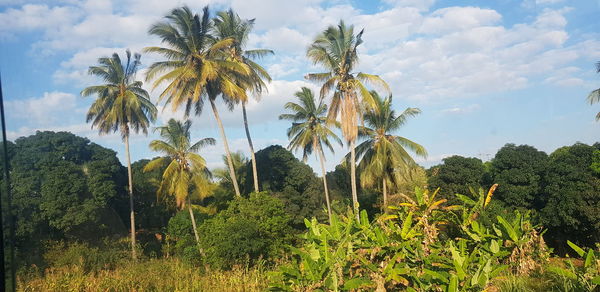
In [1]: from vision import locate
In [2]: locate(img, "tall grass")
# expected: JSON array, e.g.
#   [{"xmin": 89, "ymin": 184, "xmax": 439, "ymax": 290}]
[{"xmin": 19, "ymin": 258, "xmax": 269, "ymax": 292}]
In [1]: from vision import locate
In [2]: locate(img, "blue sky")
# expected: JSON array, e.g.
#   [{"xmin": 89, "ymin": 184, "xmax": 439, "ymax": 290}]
[{"xmin": 0, "ymin": 0, "xmax": 599, "ymax": 172}]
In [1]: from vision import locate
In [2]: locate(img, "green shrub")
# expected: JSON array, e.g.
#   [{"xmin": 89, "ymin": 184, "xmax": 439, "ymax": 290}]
[
  {"xmin": 42, "ymin": 239, "xmax": 129, "ymax": 274},
  {"xmin": 199, "ymin": 192, "xmax": 294, "ymax": 269},
  {"xmin": 164, "ymin": 209, "xmax": 208, "ymax": 264}
]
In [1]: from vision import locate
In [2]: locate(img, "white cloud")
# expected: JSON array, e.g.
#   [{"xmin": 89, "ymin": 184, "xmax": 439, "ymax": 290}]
[
  {"xmin": 6, "ymin": 91, "xmax": 79, "ymax": 124},
  {"xmin": 441, "ymin": 104, "xmax": 481, "ymax": 115},
  {"xmin": 0, "ymin": 4, "xmax": 81, "ymax": 38},
  {"xmin": 419, "ymin": 6, "xmax": 502, "ymax": 35}
]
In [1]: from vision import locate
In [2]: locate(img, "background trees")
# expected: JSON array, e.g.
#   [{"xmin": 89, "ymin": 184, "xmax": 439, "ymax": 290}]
[
  {"xmin": 428, "ymin": 156, "xmax": 486, "ymax": 204},
  {"xmin": 81, "ymin": 50, "xmax": 157, "ymax": 259}
]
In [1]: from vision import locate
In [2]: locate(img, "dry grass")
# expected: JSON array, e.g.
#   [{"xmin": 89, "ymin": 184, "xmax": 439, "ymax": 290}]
[{"xmin": 18, "ymin": 258, "xmax": 270, "ymax": 292}]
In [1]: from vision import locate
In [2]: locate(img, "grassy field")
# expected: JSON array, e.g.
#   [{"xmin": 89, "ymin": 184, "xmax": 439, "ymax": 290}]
[{"xmin": 18, "ymin": 258, "xmax": 270, "ymax": 292}]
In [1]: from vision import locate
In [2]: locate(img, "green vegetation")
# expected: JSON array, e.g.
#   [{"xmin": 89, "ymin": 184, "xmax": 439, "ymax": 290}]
[{"xmin": 4, "ymin": 5, "xmax": 600, "ymax": 291}]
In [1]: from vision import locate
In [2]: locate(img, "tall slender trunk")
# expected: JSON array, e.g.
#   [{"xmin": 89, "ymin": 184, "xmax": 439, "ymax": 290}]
[
  {"xmin": 210, "ymin": 98, "xmax": 241, "ymax": 197},
  {"xmin": 187, "ymin": 200, "xmax": 203, "ymax": 256},
  {"xmin": 350, "ymin": 140, "xmax": 359, "ymax": 221},
  {"xmin": 317, "ymin": 144, "xmax": 332, "ymax": 224},
  {"xmin": 242, "ymin": 102, "xmax": 259, "ymax": 193},
  {"xmin": 124, "ymin": 133, "xmax": 137, "ymax": 259},
  {"xmin": 382, "ymin": 178, "xmax": 387, "ymax": 212}
]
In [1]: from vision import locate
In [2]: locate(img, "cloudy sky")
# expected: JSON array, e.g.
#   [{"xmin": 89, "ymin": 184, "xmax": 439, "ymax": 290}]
[{"xmin": 1, "ymin": 0, "xmax": 599, "ymax": 172}]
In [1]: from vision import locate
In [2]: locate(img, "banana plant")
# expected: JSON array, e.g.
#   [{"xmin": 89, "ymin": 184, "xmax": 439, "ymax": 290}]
[{"xmin": 547, "ymin": 241, "xmax": 600, "ymax": 291}]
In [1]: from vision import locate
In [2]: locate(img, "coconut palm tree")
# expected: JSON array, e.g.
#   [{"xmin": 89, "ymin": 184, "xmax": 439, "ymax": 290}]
[
  {"xmin": 587, "ymin": 62, "xmax": 600, "ymax": 120},
  {"xmin": 306, "ymin": 20, "xmax": 389, "ymax": 220},
  {"xmin": 81, "ymin": 50, "xmax": 157, "ymax": 260},
  {"xmin": 144, "ymin": 6, "xmax": 249, "ymax": 198},
  {"xmin": 213, "ymin": 151, "xmax": 247, "ymax": 193},
  {"xmin": 143, "ymin": 119, "xmax": 215, "ymax": 249},
  {"xmin": 279, "ymin": 87, "xmax": 342, "ymax": 223},
  {"xmin": 213, "ymin": 9, "xmax": 273, "ymax": 194},
  {"xmin": 354, "ymin": 92, "xmax": 427, "ymax": 209}
]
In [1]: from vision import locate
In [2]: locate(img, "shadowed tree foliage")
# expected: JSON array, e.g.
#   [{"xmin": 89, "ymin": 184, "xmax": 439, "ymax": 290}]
[
  {"xmin": 81, "ymin": 50, "xmax": 157, "ymax": 259},
  {"xmin": 306, "ymin": 20, "xmax": 390, "ymax": 220},
  {"xmin": 145, "ymin": 6, "xmax": 250, "ymax": 198},
  {"xmin": 489, "ymin": 144, "xmax": 548, "ymax": 210},
  {"xmin": 6, "ymin": 132, "xmax": 127, "ymax": 266},
  {"xmin": 246, "ymin": 145, "xmax": 326, "ymax": 227},
  {"xmin": 428, "ymin": 156, "xmax": 486, "ymax": 205},
  {"xmin": 540, "ymin": 143, "xmax": 600, "ymax": 249},
  {"xmin": 279, "ymin": 87, "xmax": 342, "ymax": 223}
]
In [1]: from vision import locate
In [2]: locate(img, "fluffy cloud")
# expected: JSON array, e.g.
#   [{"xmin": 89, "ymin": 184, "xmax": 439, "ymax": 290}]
[{"xmin": 6, "ymin": 91, "xmax": 79, "ymax": 124}]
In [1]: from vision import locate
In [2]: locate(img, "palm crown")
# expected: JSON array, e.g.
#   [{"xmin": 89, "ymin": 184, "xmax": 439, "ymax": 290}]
[
  {"xmin": 279, "ymin": 87, "xmax": 342, "ymax": 161},
  {"xmin": 306, "ymin": 20, "xmax": 389, "ymax": 142},
  {"xmin": 355, "ymin": 92, "xmax": 427, "ymax": 197},
  {"xmin": 144, "ymin": 119, "xmax": 215, "ymax": 208},
  {"xmin": 144, "ymin": 6, "xmax": 249, "ymax": 116},
  {"xmin": 587, "ymin": 61, "xmax": 600, "ymax": 120},
  {"xmin": 81, "ymin": 50, "xmax": 157, "ymax": 137}
]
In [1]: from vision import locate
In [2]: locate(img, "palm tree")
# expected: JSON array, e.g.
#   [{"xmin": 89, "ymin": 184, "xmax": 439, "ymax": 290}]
[
  {"xmin": 354, "ymin": 92, "xmax": 427, "ymax": 209},
  {"xmin": 213, "ymin": 150, "xmax": 247, "ymax": 192},
  {"xmin": 587, "ymin": 62, "xmax": 600, "ymax": 120},
  {"xmin": 306, "ymin": 20, "xmax": 389, "ymax": 220},
  {"xmin": 144, "ymin": 6, "xmax": 249, "ymax": 198},
  {"xmin": 143, "ymin": 119, "xmax": 215, "ymax": 249},
  {"xmin": 213, "ymin": 9, "xmax": 274, "ymax": 194},
  {"xmin": 81, "ymin": 50, "xmax": 157, "ymax": 260},
  {"xmin": 279, "ymin": 87, "xmax": 342, "ymax": 223}
]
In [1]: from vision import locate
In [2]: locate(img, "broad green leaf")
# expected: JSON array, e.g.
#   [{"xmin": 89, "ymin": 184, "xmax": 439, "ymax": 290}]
[
  {"xmin": 584, "ymin": 249, "xmax": 595, "ymax": 268},
  {"xmin": 567, "ymin": 240, "xmax": 585, "ymax": 257},
  {"xmin": 447, "ymin": 275, "xmax": 458, "ymax": 292},
  {"xmin": 490, "ymin": 239, "xmax": 499, "ymax": 254},
  {"xmin": 496, "ymin": 215, "xmax": 518, "ymax": 242},
  {"xmin": 547, "ymin": 265, "xmax": 577, "ymax": 280},
  {"xmin": 343, "ymin": 278, "xmax": 372, "ymax": 290}
]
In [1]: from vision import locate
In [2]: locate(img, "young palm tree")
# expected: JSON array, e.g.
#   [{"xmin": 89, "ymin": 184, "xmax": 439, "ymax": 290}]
[
  {"xmin": 144, "ymin": 6, "xmax": 249, "ymax": 198},
  {"xmin": 306, "ymin": 21, "xmax": 389, "ymax": 220},
  {"xmin": 354, "ymin": 92, "xmax": 427, "ymax": 209},
  {"xmin": 587, "ymin": 62, "xmax": 600, "ymax": 120},
  {"xmin": 213, "ymin": 151, "xmax": 247, "ymax": 193},
  {"xmin": 143, "ymin": 119, "xmax": 215, "ymax": 249},
  {"xmin": 81, "ymin": 50, "xmax": 157, "ymax": 260},
  {"xmin": 213, "ymin": 9, "xmax": 274, "ymax": 194},
  {"xmin": 279, "ymin": 87, "xmax": 342, "ymax": 223}
]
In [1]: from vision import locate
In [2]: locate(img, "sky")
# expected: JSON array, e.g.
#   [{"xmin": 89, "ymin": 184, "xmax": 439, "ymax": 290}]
[{"xmin": 0, "ymin": 0, "xmax": 599, "ymax": 173}]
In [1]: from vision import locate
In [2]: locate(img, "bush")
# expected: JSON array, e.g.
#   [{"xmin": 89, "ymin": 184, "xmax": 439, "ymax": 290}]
[
  {"xmin": 164, "ymin": 209, "xmax": 209, "ymax": 264},
  {"xmin": 42, "ymin": 239, "xmax": 129, "ymax": 274},
  {"xmin": 199, "ymin": 192, "xmax": 294, "ymax": 269}
]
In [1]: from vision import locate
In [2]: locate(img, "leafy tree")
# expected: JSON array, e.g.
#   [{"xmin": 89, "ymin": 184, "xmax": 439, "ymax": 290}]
[
  {"xmin": 540, "ymin": 143, "xmax": 600, "ymax": 249},
  {"xmin": 247, "ymin": 145, "xmax": 325, "ymax": 227},
  {"xmin": 306, "ymin": 20, "xmax": 389, "ymax": 220},
  {"xmin": 198, "ymin": 192, "xmax": 293, "ymax": 269},
  {"xmin": 145, "ymin": 6, "xmax": 250, "ymax": 198},
  {"xmin": 213, "ymin": 9, "xmax": 273, "ymax": 193},
  {"xmin": 354, "ymin": 92, "xmax": 426, "ymax": 209},
  {"xmin": 279, "ymin": 87, "xmax": 342, "ymax": 222},
  {"xmin": 489, "ymin": 144, "xmax": 548, "ymax": 209},
  {"xmin": 428, "ymin": 156, "xmax": 486, "ymax": 205},
  {"xmin": 144, "ymin": 119, "xmax": 215, "ymax": 248},
  {"xmin": 587, "ymin": 61, "xmax": 600, "ymax": 120},
  {"xmin": 131, "ymin": 159, "xmax": 175, "ymax": 231},
  {"xmin": 7, "ymin": 131, "xmax": 127, "ymax": 266},
  {"xmin": 81, "ymin": 50, "xmax": 157, "ymax": 259}
]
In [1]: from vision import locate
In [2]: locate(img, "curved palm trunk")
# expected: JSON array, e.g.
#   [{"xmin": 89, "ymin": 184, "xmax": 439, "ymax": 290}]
[
  {"xmin": 242, "ymin": 102, "xmax": 259, "ymax": 193},
  {"xmin": 317, "ymin": 145, "xmax": 332, "ymax": 224},
  {"xmin": 124, "ymin": 133, "xmax": 137, "ymax": 259},
  {"xmin": 350, "ymin": 140, "xmax": 359, "ymax": 221},
  {"xmin": 382, "ymin": 178, "xmax": 388, "ymax": 212},
  {"xmin": 187, "ymin": 200, "xmax": 203, "ymax": 256},
  {"xmin": 210, "ymin": 98, "xmax": 242, "ymax": 197}
]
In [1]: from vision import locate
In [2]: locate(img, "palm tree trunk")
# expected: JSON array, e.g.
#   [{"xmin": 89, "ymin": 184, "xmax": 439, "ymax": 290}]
[
  {"xmin": 210, "ymin": 98, "xmax": 241, "ymax": 197},
  {"xmin": 187, "ymin": 200, "xmax": 203, "ymax": 256},
  {"xmin": 242, "ymin": 102, "xmax": 259, "ymax": 193},
  {"xmin": 350, "ymin": 140, "xmax": 359, "ymax": 221},
  {"xmin": 317, "ymin": 145, "xmax": 332, "ymax": 224},
  {"xmin": 382, "ymin": 178, "xmax": 387, "ymax": 212},
  {"xmin": 124, "ymin": 133, "xmax": 137, "ymax": 260}
]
